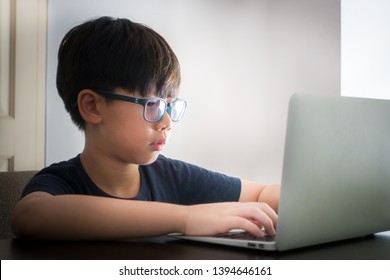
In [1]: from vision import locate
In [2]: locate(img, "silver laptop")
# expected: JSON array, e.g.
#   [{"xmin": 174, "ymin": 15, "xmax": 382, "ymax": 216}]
[{"xmin": 172, "ymin": 93, "xmax": 390, "ymax": 251}]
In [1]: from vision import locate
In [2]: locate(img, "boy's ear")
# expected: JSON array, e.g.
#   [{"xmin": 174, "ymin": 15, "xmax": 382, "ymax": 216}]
[{"xmin": 77, "ymin": 89, "xmax": 104, "ymax": 124}]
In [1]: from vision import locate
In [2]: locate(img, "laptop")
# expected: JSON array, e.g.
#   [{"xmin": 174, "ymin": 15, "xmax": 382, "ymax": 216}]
[{"xmin": 172, "ymin": 93, "xmax": 390, "ymax": 251}]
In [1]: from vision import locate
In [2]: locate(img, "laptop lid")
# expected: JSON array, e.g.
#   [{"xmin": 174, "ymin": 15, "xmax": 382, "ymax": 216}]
[{"xmin": 276, "ymin": 93, "xmax": 390, "ymax": 250}]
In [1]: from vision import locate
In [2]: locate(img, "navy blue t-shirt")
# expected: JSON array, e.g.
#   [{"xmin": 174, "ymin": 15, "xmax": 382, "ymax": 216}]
[{"xmin": 22, "ymin": 154, "xmax": 241, "ymax": 204}]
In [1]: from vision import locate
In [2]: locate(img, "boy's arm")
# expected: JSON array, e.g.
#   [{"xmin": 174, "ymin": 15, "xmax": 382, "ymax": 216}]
[
  {"xmin": 239, "ymin": 180, "xmax": 280, "ymax": 212},
  {"xmin": 11, "ymin": 191, "xmax": 277, "ymax": 240}
]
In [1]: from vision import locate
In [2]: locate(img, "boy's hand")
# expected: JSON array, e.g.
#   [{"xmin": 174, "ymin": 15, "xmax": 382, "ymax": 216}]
[{"xmin": 182, "ymin": 202, "xmax": 277, "ymax": 238}]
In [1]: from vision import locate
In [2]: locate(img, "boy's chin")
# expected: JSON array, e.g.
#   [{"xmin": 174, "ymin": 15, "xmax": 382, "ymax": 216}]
[{"xmin": 139, "ymin": 153, "xmax": 160, "ymax": 166}]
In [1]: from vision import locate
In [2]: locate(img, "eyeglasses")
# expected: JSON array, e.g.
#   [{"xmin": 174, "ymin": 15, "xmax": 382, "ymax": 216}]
[{"xmin": 93, "ymin": 89, "xmax": 187, "ymax": 123}]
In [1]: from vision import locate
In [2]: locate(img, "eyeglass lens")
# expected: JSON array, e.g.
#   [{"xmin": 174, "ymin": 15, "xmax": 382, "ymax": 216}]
[
  {"xmin": 170, "ymin": 100, "xmax": 186, "ymax": 121},
  {"xmin": 145, "ymin": 100, "xmax": 165, "ymax": 122},
  {"xmin": 144, "ymin": 99, "xmax": 186, "ymax": 122}
]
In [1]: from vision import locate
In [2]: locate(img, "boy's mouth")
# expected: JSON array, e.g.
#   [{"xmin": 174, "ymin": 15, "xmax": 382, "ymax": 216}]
[
  {"xmin": 150, "ymin": 138, "xmax": 167, "ymax": 151},
  {"xmin": 155, "ymin": 139, "xmax": 166, "ymax": 145}
]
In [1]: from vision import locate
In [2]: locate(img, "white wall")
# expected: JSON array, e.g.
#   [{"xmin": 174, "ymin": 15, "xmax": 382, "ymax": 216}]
[
  {"xmin": 341, "ymin": 0, "xmax": 390, "ymax": 99},
  {"xmin": 46, "ymin": 0, "xmax": 340, "ymax": 183}
]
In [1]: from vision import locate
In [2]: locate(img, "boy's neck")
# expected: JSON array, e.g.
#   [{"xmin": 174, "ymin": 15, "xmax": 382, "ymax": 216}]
[{"xmin": 79, "ymin": 150, "xmax": 141, "ymax": 199}]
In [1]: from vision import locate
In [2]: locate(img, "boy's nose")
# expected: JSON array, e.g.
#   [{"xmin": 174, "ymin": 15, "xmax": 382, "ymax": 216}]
[{"xmin": 156, "ymin": 111, "xmax": 172, "ymax": 131}]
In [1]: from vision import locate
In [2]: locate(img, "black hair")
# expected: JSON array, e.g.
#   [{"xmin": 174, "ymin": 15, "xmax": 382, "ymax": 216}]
[{"xmin": 56, "ymin": 16, "xmax": 181, "ymax": 129}]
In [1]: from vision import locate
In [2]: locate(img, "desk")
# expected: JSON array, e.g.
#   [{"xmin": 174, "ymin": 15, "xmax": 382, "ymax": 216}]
[{"xmin": 1, "ymin": 231, "xmax": 390, "ymax": 260}]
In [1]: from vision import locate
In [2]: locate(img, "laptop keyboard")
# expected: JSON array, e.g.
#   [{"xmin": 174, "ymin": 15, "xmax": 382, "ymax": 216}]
[{"xmin": 215, "ymin": 231, "xmax": 276, "ymax": 242}]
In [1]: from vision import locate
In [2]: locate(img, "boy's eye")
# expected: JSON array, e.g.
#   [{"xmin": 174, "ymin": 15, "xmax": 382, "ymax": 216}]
[
  {"xmin": 147, "ymin": 100, "xmax": 159, "ymax": 107},
  {"xmin": 146, "ymin": 100, "xmax": 162, "ymax": 110}
]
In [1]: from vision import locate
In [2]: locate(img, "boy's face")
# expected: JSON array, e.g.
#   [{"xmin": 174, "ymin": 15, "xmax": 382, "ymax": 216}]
[{"xmin": 96, "ymin": 89, "xmax": 173, "ymax": 165}]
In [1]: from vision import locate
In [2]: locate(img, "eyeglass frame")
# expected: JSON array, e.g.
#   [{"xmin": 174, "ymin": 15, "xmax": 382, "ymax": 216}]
[{"xmin": 92, "ymin": 89, "xmax": 187, "ymax": 123}]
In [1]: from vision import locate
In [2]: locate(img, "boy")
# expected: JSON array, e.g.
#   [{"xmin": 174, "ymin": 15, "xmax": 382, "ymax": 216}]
[{"xmin": 11, "ymin": 16, "xmax": 279, "ymax": 240}]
